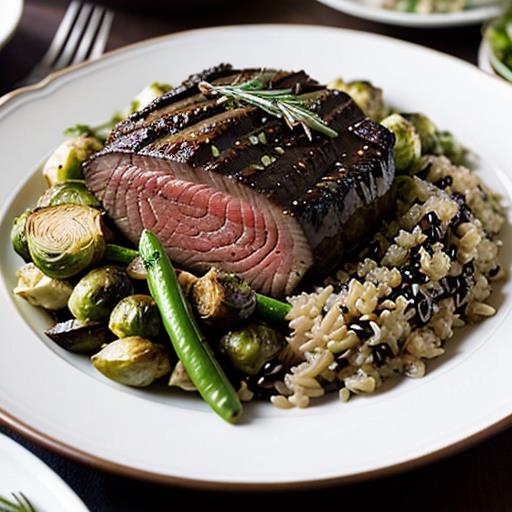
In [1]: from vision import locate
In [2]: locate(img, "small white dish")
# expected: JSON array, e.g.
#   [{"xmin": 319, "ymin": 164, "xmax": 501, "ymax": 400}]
[
  {"xmin": 0, "ymin": 0, "xmax": 23, "ymax": 50},
  {"xmin": 0, "ymin": 432, "xmax": 88, "ymax": 512},
  {"xmin": 316, "ymin": 0, "xmax": 500, "ymax": 27},
  {"xmin": 478, "ymin": 38, "xmax": 495, "ymax": 74},
  {"xmin": 478, "ymin": 36, "xmax": 512, "ymax": 82}
]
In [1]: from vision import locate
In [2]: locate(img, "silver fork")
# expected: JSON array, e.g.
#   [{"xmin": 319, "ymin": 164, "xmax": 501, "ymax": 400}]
[{"xmin": 18, "ymin": 1, "xmax": 114, "ymax": 87}]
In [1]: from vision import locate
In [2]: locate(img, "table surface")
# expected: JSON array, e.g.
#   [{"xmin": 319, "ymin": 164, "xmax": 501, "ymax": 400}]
[{"xmin": 0, "ymin": 1, "xmax": 510, "ymax": 511}]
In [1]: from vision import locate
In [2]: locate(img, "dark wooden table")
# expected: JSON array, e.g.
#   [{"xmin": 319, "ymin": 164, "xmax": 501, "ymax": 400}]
[{"xmin": 0, "ymin": 1, "xmax": 509, "ymax": 511}]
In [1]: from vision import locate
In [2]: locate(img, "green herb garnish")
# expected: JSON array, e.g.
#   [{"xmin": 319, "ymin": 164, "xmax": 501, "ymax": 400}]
[
  {"xmin": 198, "ymin": 77, "xmax": 339, "ymax": 140},
  {"xmin": 64, "ymin": 112, "xmax": 124, "ymax": 142},
  {"xmin": 0, "ymin": 493, "xmax": 37, "ymax": 512}
]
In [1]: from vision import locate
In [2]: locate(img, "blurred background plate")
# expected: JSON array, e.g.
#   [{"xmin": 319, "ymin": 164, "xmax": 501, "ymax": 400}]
[
  {"xmin": 0, "ymin": 0, "xmax": 23, "ymax": 50},
  {"xmin": 0, "ymin": 432, "xmax": 88, "ymax": 512},
  {"xmin": 316, "ymin": 0, "xmax": 500, "ymax": 27},
  {"xmin": 99, "ymin": 0, "xmax": 234, "ymax": 13}
]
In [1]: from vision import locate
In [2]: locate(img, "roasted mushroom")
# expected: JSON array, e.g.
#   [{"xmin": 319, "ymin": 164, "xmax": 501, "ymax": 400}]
[
  {"xmin": 190, "ymin": 267, "xmax": 256, "ymax": 327},
  {"xmin": 45, "ymin": 319, "xmax": 111, "ymax": 353}
]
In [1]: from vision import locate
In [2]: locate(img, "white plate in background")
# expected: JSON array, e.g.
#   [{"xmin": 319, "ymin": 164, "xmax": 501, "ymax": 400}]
[
  {"xmin": 0, "ymin": 0, "xmax": 22, "ymax": 50},
  {"xmin": 317, "ymin": 0, "xmax": 500, "ymax": 27},
  {"xmin": 0, "ymin": 432, "xmax": 88, "ymax": 512},
  {"xmin": 0, "ymin": 25, "xmax": 512, "ymax": 488}
]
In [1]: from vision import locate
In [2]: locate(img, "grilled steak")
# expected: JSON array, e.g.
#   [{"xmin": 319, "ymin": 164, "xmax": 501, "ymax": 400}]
[{"xmin": 84, "ymin": 64, "xmax": 395, "ymax": 297}]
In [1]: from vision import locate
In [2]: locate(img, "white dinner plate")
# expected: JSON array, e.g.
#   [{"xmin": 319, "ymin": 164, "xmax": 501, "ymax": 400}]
[
  {"xmin": 1, "ymin": 25, "xmax": 512, "ymax": 489},
  {"xmin": 0, "ymin": 433, "xmax": 88, "ymax": 511},
  {"xmin": 0, "ymin": 0, "xmax": 22, "ymax": 50},
  {"xmin": 316, "ymin": 0, "xmax": 500, "ymax": 27}
]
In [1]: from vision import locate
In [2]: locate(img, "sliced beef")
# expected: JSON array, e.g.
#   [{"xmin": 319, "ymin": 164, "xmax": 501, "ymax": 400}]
[{"xmin": 84, "ymin": 65, "xmax": 395, "ymax": 297}]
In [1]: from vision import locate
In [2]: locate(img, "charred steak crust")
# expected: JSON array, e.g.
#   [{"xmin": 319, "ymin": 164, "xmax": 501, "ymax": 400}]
[{"xmin": 85, "ymin": 65, "xmax": 395, "ymax": 297}]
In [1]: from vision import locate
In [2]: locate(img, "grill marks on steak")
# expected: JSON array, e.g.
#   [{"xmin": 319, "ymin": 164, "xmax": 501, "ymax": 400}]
[{"xmin": 85, "ymin": 65, "xmax": 395, "ymax": 296}]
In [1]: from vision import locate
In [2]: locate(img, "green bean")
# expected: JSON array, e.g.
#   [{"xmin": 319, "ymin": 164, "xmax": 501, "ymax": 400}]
[
  {"xmin": 139, "ymin": 230, "xmax": 242, "ymax": 424},
  {"xmin": 255, "ymin": 293, "xmax": 291, "ymax": 324},
  {"xmin": 105, "ymin": 244, "xmax": 139, "ymax": 265}
]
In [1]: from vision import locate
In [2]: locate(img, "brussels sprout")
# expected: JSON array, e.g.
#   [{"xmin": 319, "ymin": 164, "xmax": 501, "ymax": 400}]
[
  {"xmin": 109, "ymin": 294, "xmax": 163, "ymax": 339},
  {"xmin": 401, "ymin": 113, "xmax": 438, "ymax": 154},
  {"xmin": 400, "ymin": 113, "xmax": 466, "ymax": 164},
  {"xmin": 381, "ymin": 113, "xmax": 422, "ymax": 172},
  {"xmin": 190, "ymin": 267, "xmax": 256, "ymax": 328},
  {"xmin": 36, "ymin": 180, "xmax": 101, "ymax": 209},
  {"xmin": 169, "ymin": 360, "xmax": 197, "ymax": 391},
  {"xmin": 45, "ymin": 318, "xmax": 111, "ymax": 353},
  {"xmin": 68, "ymin": 266, "xmax": 134, "ymax": 321},
  {"xmin": 219, "ymin": 324, "xmax": 285, "ymax": 376},
  {"xmin": 14, "ymin": 262, "xmax": 73, "ymax": 310},
  {"xmin": 433, "ymin": 130, "xmax": 466, "ymax": 165},
  {"xmin": 91, "ymin": 336, "xmax": 171, "ymax": 387},
  {"xmin": 11, "ymin": 210, "xmax": 31, "ymax": 261},
  {"xmin": 26, "ymin": 205, "xmax": 105, "ymax": 279},
  {"xmin": 129, "ymin": 82, "xmax": 173, "ymax": 114},
  {"xmin": 42, "ymin": 135, "xmax": 103, "ymax": 186},
  {"xmin": 328, "ymin": 78, "xmax": 387, "ymax": 121}
]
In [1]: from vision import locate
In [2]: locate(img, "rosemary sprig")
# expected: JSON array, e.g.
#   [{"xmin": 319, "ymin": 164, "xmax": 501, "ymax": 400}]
[
  {"xmin": 198, "ymin": 77, "xmax": 339, "ymax": 140},
  {"xmin": 0, "ymin": 493, "xmax": 37, "ymax": 512}
]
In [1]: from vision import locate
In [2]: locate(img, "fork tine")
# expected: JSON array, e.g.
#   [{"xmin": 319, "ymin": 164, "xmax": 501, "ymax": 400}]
[
  {"xmin": 28, "ymin": 1, "xmax": 82, "ymax": 72},
  {"xmin": 52, "ymin": 2, "xmax": 94, "ymax": 70},
  {"xmin": 88, "ymin": 10, "xmax": 114, "ymax": 60},
  {"xmin": 71, "ymin": 5, "xmax": 105, "ymax": 65}
]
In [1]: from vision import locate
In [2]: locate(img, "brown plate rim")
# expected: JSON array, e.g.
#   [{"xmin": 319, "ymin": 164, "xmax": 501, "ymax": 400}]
[{"xmin": 0, "ymin": 24, "xmax": 510, "ymax": 490}]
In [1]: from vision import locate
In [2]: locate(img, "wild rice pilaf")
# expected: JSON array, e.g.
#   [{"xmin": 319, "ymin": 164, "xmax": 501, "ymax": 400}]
[{"xmin": 270, "ymin": 155, "xmax": 505, "ymax": 409}]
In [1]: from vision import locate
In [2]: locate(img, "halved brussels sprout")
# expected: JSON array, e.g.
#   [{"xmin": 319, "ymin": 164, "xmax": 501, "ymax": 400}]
[
  {"xmin": 381, "ymin": 113, "xmax": 422, "ymax": 172},
  {"xmin": 109, "ymin": 294, "xmax": 163, "ymax": 339},
  {"xmin": 401, "ymin": 113, "xmax": 438, "ymax": 155},
  {"xmin": 190, "ymin": 267, "xmax": 256, "ymax": 328},
  {"xmin": 26, "ymin": 204, "xmax": 105, "ymax": 279},
  {"xmin": 14, "ymin": 262, "xmax": 73, "ymax": 310},
  {"xmin": 91, "ymin": 336, "xmax": 171, "ymax": 387},
  {"xmin": 68, "ymin": 265, "xmax": 134, "ymax": 321},
  {"xmin": 219, "ymin": 324, "xmax": 285, "ymax": 376},
  {"xmin": 11, "ymin": 210, "xmax": 31, "ymax": 262},
  {"xmin": 45, "ymin": 318, "xmax": 111, "ymax": 353},
  {"xmin": 42, "ymin": 135, "xmax": 103, "ymax": 186},
  {"xmin": 37, "ymin": 180, "xmax": 100, "ymax": 209},
  {"xmin": 400, "ymin": 114, "xmax": 466, "ymax": 164}
]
